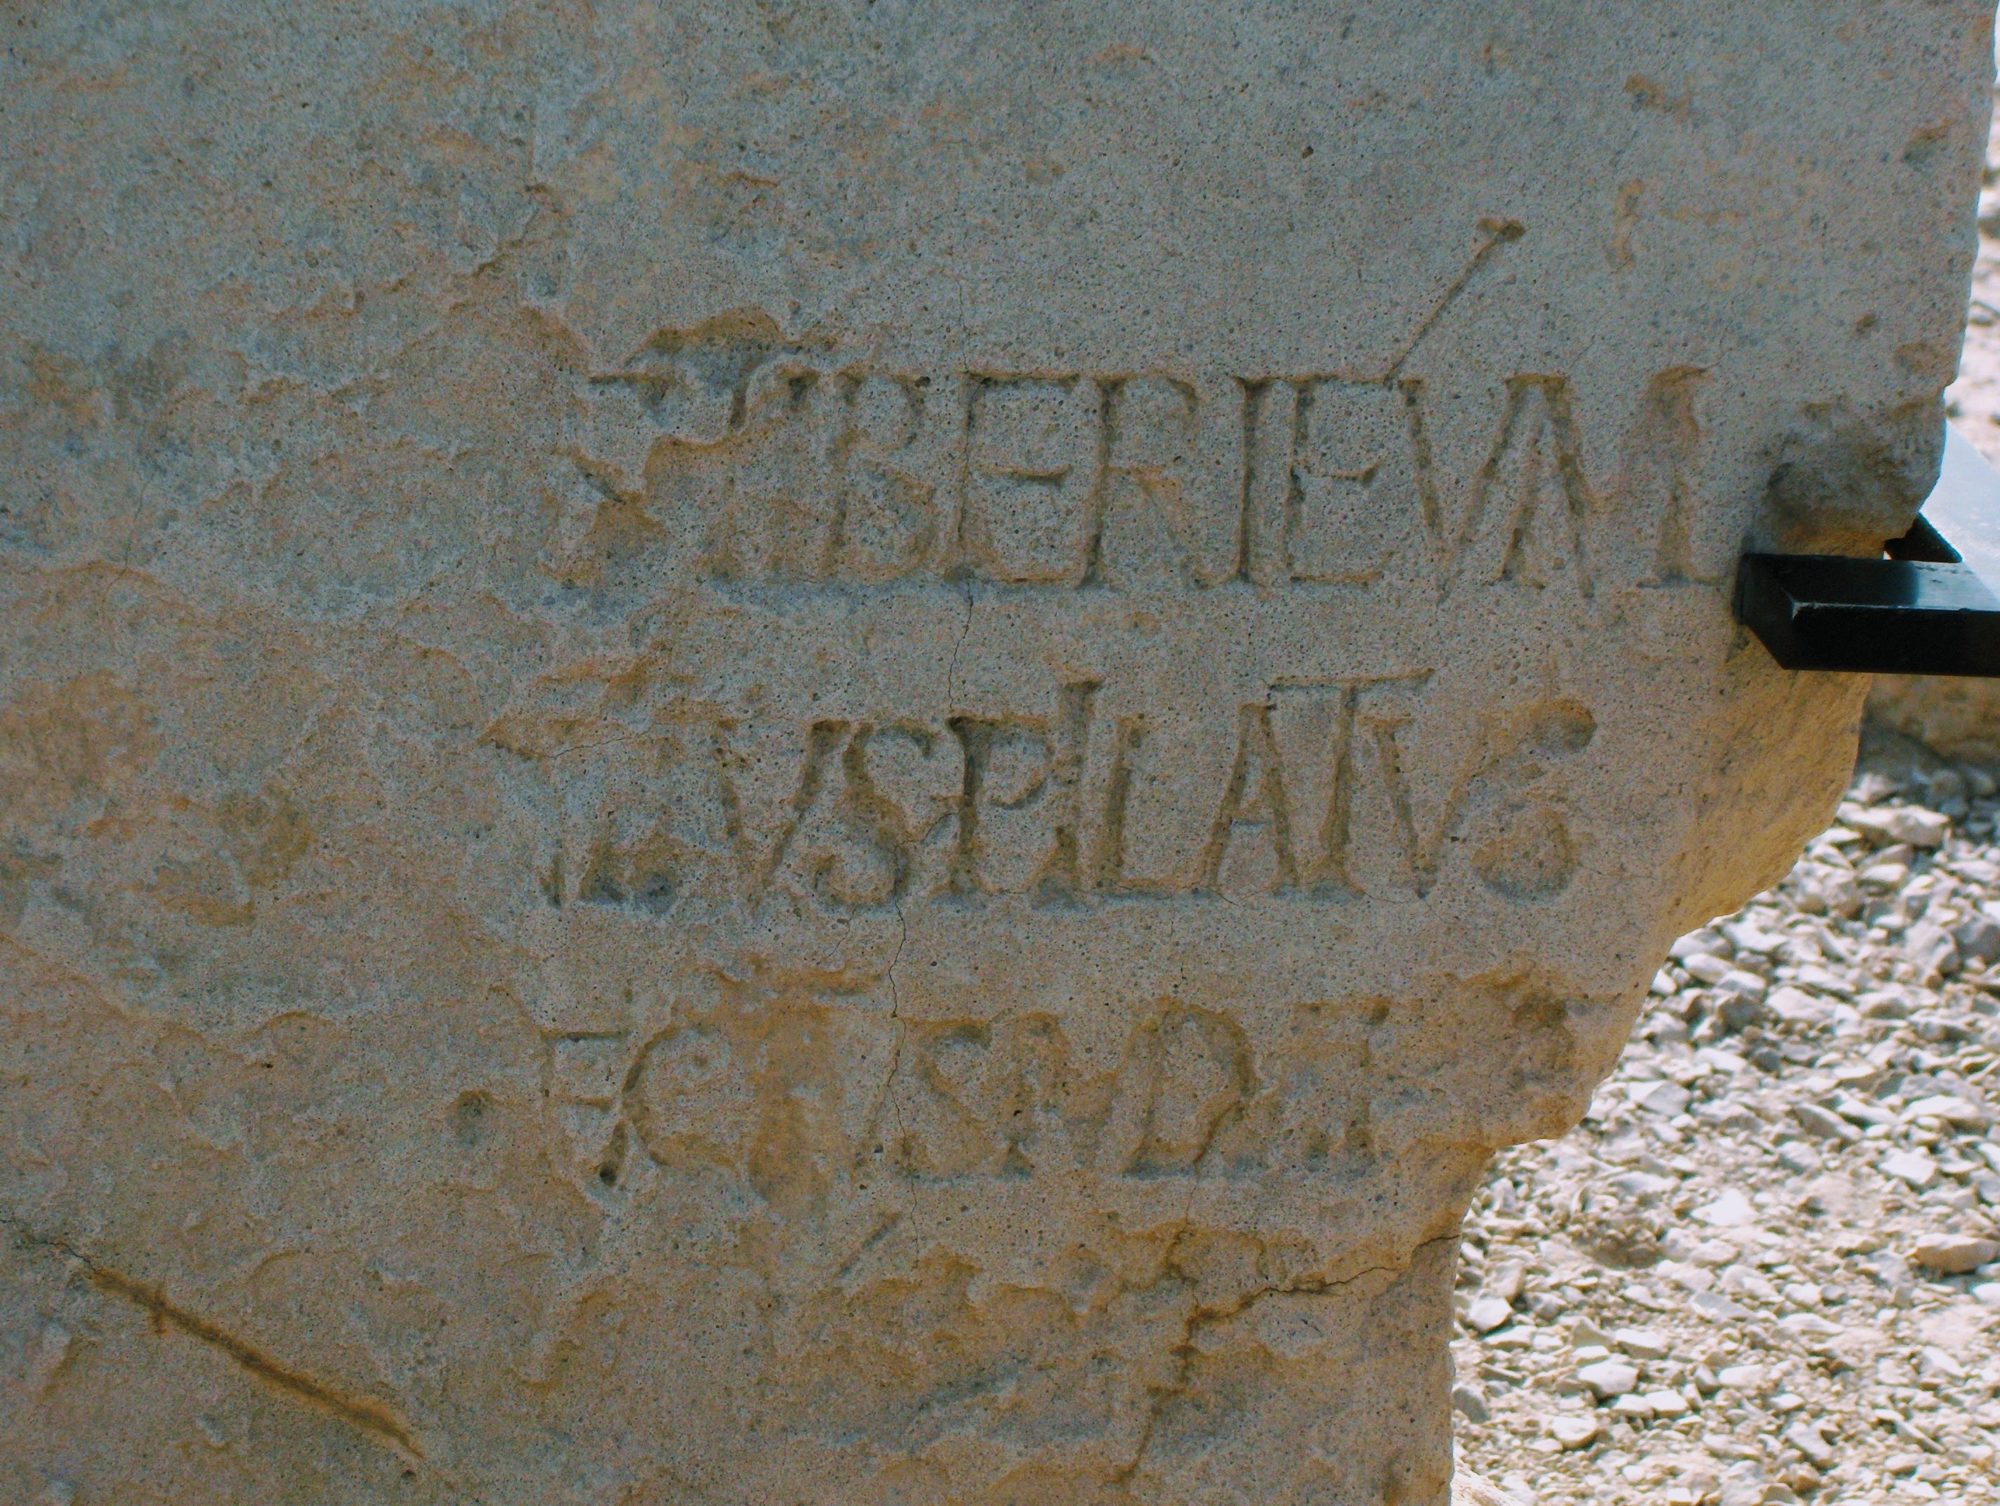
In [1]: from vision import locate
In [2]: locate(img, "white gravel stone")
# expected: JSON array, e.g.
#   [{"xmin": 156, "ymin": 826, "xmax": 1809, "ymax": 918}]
[
  {"xmin": 1612, "ymin": 1327, "xmax": 1670, "ymax": 1360},
  {"xmin": 1717, "ymin": 969, "xmax": 1770, "ymax": 1001},
  {"xmin": 1634, "ymin": 1081, "xmax": 1694, "ymax": 1117},
  {"xmin": 1548, "ymin": 1414, "xmax": 1601, "ymax": 1451},
  {"xmin": 1904, "ymin": 921, "xmax": 1961, "ymax": 982},
  {"xmin": 1576, "ymin": 1360, "xmax": 1641, "ymax": 1400},
  {"xmin": 1776, "ymin": 1143, "xmax": 1823, "ymax": 1175},
  {"xmin": 1882, "ymin": 1148, "xmax": 1942, "ymax": 1188},
  {"xmin": 1908, "ymin": 1233, "xmax": 2000, "ymax": 1275},
  {"xmin": 1682, "ymin": 953, "xmax": 1734, "ymax": 985},
  {"xmin": 1487, "ymin": 1260, "xmax": 1527, "ymax": 1303},
  {"xmin": 1792, "ymin": 1103, "xmax": 1862, "ymax": 1143},
  {"xmin": 1694, "ymin": 1190, "xmax": 1758, "ymax": 1227},
  {"xmin": 1844, "ymin": 805, "xmax": 1952, "ymax": 849},
  {"xmin": 1766, "ymin": 986, "xmax": 1833, "ymax": 1027},
  {"xmin": 1953, "ymin": 913, "xmax": 2000, "ymax": 964},
  {"xmin": 1902, "ymin": 1094, "xmax": 1990, "ymax": 1130},
  {"xmin": 1781, "ymin": 1419, "xmax": 1837, "ymax": 1468},
  {"xmin": 1671, "ymin": 932, "xmax": 1729, "ymax": 963}
]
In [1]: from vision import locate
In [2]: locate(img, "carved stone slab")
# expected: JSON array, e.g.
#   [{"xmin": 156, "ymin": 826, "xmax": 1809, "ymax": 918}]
[{"xmin": 1, "ymin": 5, "xmax": 1991, "ymax": 1504}]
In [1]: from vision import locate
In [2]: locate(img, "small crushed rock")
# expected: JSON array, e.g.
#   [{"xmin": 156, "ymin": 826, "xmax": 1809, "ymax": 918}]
[{"xmin": 1454, "ymin": 745, "xmax": 2000, "ymax": 1506}]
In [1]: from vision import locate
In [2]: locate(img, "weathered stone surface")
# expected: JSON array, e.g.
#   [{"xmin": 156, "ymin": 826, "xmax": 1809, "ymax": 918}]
[
  {"xmin": 1869, "ymin": 673, "xmax": 2000, "ymax": 764},
  {"xmin": 0, "ymin": 5, "xmax": 1990, "ymax": 1504}
]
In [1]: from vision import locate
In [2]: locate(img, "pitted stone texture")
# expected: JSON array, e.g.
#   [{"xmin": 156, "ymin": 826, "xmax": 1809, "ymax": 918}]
[{"xmin": 0, "ymin": 5, "xmax": 1990, "ymax": 1505}]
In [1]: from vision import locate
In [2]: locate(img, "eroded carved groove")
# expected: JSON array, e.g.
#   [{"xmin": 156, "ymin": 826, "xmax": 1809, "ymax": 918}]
[
  {"xmin": 9, "ymin": 1220, "xmax": 423, "ymax": 1460},
  {"xmin": 88, "ymin": 1265, "xmax": 426, "ymax": 1458}
]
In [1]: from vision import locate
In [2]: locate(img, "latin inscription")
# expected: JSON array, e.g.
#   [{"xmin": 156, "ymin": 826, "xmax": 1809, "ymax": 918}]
[
  {"xmin": 534, "ymin": 251, "xmax": 1707, "ymax": 923},
  {"xmin": 540, "ymin": 996, "xmax": 1386, "ymax": 1200},
  {"xmin": 578, "ymin": 330, "xmax": 1711, "ymax": 593},
  {"xmin": 529, "ymin": 680, "xmax": 1599, "ymax": 915}
]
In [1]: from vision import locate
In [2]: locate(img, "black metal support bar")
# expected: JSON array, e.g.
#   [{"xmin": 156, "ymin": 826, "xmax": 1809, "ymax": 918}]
[{"xmin": 1737, "ymin": 426, "xmax": 2000, "ymax": 677}]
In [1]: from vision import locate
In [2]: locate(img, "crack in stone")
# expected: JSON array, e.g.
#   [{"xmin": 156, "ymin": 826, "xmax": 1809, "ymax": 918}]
[
  {"xmin": 946, "ymin": 577, "xmax": 974, "ymax": 710},
  {"xmin": 6, "ymin": 1216, "xmax": 425, "ymax": 1460},
  {"xmin": 1109, "ymin": 1230, "xmax": 1460, "ymax": 1489}
]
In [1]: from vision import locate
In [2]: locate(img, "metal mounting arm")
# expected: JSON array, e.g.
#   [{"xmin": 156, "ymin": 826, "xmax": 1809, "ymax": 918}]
[{"xmin": 1737, "ymin": 426, "xmax": 2000, "ymax": 677}]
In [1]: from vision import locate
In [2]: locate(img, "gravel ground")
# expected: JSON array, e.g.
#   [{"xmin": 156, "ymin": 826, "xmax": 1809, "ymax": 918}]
[
  {"xmin": 1452, "ymin": 66, "xmax": 2000, "ymax": 1506},
  {"xmin": 1453, "ymin": 740, "xmax": 2000, "ymax": 1505}
]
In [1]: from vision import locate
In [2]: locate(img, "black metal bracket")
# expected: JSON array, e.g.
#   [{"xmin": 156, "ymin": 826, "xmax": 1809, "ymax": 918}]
[{"xmin": 1737, "ymin": 426, "xmax": 2000, "ymax": 677}]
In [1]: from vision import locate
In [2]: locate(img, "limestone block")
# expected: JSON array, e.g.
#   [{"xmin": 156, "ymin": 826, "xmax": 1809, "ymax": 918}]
[
  {"xmin": 1869, "ymin": 673, "xmax": 2000, "ymax": 764},
  {"xmin": 1, "ymin": 5, "xmax": 1990, "ymax": 1504}
]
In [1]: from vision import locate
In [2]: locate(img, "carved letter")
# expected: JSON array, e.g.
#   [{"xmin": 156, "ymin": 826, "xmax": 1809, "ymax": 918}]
[
  {"xmin": 1097, "ymin": 375, "xmax": 1245, "ymax": 588},
  {"xmin": 710, "ymin": 718, "xmax": 847, "ymax": 901},
  {"xmin": 833, "ymin": 372, "xmax": 949, "ymax": 582},
  {"xmin": 1285, "ymin": 378, "xmax": 1422, "ymax": 585},
  {"xmin": 956, "ymin": 376, "xmax": 1101, "ymax": 584},
  {"xmin": 1274, "ymin": 673, "xmax": 1459, "ymax": 898},
  {"xmin": 1192, "ymin": 702, "xmax": 1300, "ymax": 894},
  {"xmin": 948, "ymin": 680, "xmax": 1098, "ymax": 896},
  {"xmin": 1412, "ymin": 374, "xmax": 1599, "ymax": 596}
]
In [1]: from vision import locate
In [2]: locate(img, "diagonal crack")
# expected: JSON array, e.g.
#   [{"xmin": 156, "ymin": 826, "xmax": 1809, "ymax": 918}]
[
  {"xmin": 7, "ymin": 1216, "xmax": 424, "ymax": 1459},
  {"xmin": 1110, "ymin": 1230, "xmax": 1461, "ymax": 1488}
]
